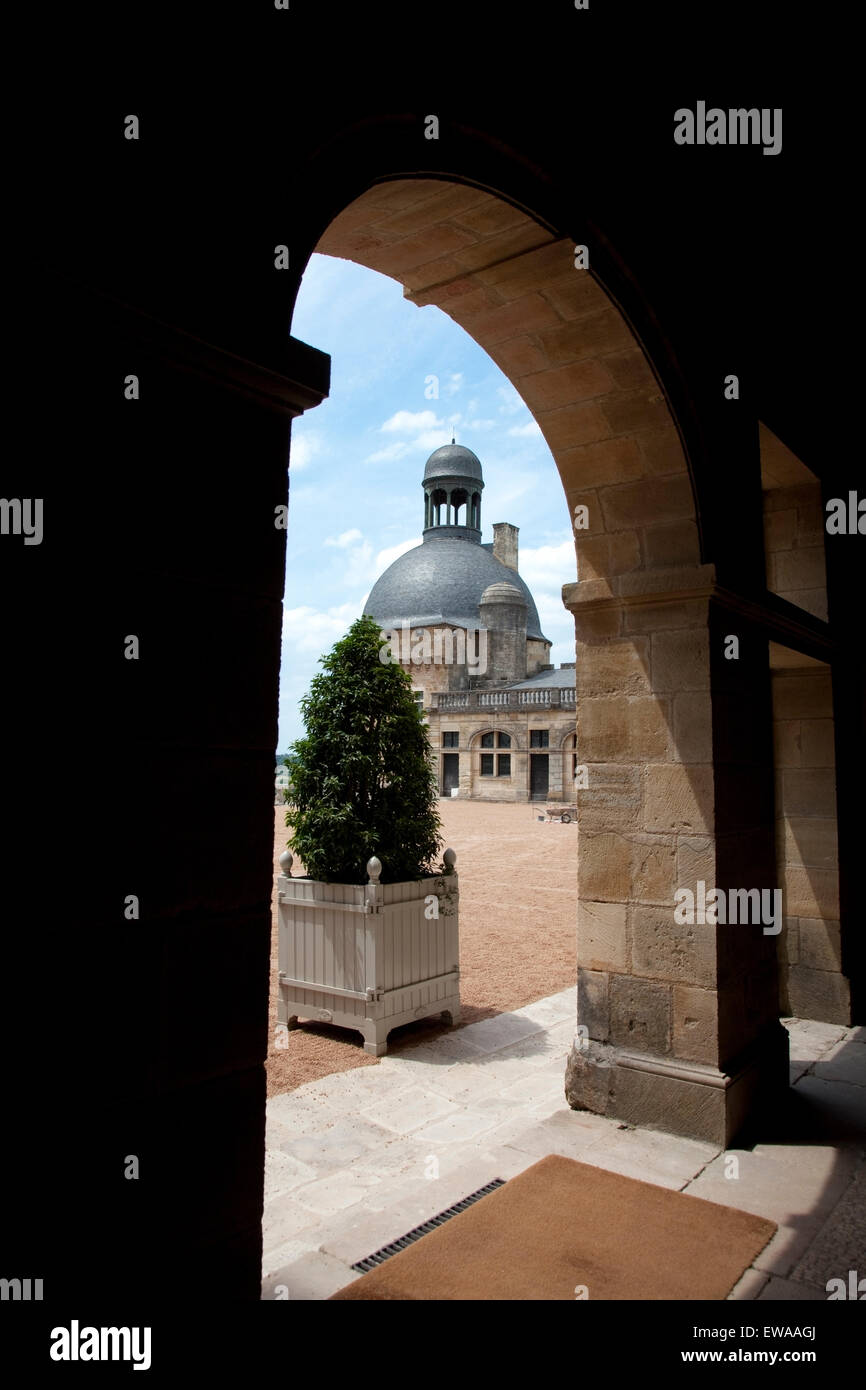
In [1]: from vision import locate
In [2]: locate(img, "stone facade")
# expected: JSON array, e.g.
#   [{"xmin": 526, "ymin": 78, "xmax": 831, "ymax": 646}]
[
  {"xmin": 365, "ymin": 444, "xmax": 577, "ymax": 802},
  {"xmin": 427, "ymin": 680, "xmax": 578, "ymax": 802}
]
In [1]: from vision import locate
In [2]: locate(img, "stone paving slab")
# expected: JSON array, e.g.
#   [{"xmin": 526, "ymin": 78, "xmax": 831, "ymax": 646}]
[
  {"xmin": 683, "ymin": 1145, "xmax": 858, "ymax": 1227},
  {"xmin": 264, "ymin": 1148, "xmax": 321, "ymax": 1203},
  {"xmin": 756, "ymin": 1276, "xmax": 826, "ymax": 1300},
  {"xmin": 788, "ymin": 1075, "xmax": 866, "ymax": 1143},
  {"xmin": 788, "ymin": 1160, "xmax": 866, "ymax": 1290},
  {"xmin": 408, "ymin": 1107, "xmax": 503, "ymax": 1146},
  {"xmin": 485, "ymin": 1105, "xmax": 616, "ymax": 1162},
  {"xmin": 581, "ymin": 1125, "xmax": 719, "ymax": 1190},
  {"xmin": 262, "ymin": 1250, "xmax": 360, "ymax": 1301},
  {"xmin": 510, "ymin": 988, "xmax": 577, "ymax": 1027},
  {"xmin": 278, "ymin": 1115, "xmax": 397, "ymax": 1174},
  {"xmin": 292, "ymin": 1167, "xmax": 384, "ymax": 1214},
  {"xmin": 727, "ymin": 1267, "xmax": 771, "ymax": 1300},
  {"xmin": 812, "ymin": 1039, "xmax": 866, "ymax": 1087},
  {"xmin": 262, "ymin": 1197, "xmax": 335, "ymax": 1255},
  {"xmin": 361, "ymin": 1084, "xmax": 462, "ymax": 1135},
  {"xmin": 261, "ymin": 992, "xmax": 866, "ymax": 1301},
  {"xmin": 446, "ymin": 1009, "xmax": 547, "ymax": 1054},
  {"xmin": 752, "ymin": 1222, "xmax": 833, "ymax": 1281},
  {"xmin": 784, "ymin": 1025, "xmax": 848, "ymax": 1072}
]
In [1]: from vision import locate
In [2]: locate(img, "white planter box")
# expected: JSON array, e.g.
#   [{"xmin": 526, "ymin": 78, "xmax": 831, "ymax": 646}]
[{"xmin": 277, "ymin": 852, "xmax": 460, "ymax": 1056}]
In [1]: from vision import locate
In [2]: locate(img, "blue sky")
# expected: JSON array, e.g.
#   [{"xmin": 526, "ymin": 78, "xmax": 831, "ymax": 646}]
[{"xmin": 278, "ymin": 254, "xmax": 577, "ymax": 752}]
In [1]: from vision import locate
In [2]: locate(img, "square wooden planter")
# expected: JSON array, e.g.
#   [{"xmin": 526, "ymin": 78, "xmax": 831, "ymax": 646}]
[{"xmin": 277, "ymin": 851, "xmax": 460, "ymax": 1056}]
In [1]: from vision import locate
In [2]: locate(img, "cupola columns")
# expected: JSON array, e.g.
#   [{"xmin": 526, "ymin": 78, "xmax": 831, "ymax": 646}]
[{"xmin": 422, "ymin": 443, "xmax": 485, "ymax": 541}]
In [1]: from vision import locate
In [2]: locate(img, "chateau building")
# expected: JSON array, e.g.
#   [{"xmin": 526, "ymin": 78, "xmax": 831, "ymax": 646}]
[{"xmin": 365, "ymin": 442, "xmax": 577, "ymax": 802}]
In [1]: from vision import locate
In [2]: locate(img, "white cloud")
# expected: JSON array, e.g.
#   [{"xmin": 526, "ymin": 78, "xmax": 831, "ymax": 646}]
[
  {"xmin": 445, "ymin": 373, "xmax": 463, "ymax": 396},
  {"xmin": 281, "ymin": 602, "xmax": 361, "ymax": 656},
  {"xmin": 414, "ymin": 427, "xmax": 457, "ymax": 451},
  {"xmin": 371, "ymin": 536, "xmax": 420, "ymax": 579},
  {"xmin": 365, "ymin": 441, "xmax": 411, "ymax": 464},
  {"xmin": 484, "ymin": 472, "xmax": 536, "ymax": 509},
  {"xmin": 324, "ymin": 528, "xmax": 363, "ymax": 548},
  {"xmin": 508, "ymin": 420, "xmax": 542, "ymax": 438},
  {"xmin": 289, "ymin": 430, "xmax": 325, "ymax": 472},
  {"xmin": 341, "ymin": 541, "xmax": 375, "ymax": 588},
  {"xmin": 535, "ymin": 592, "xmax": 577, "ymax": 629},
  {"xmin": 497, "ymin": 385, "xmax": 525, "ymax": 416},
  {"xmin": 518, "ymin": 539, "xmax": 577, "ymax": 591},
  {"xmin": 380, "ymin": 409, "xmax": 443, "ymax": 434},
  {"xmin": 466, "ymin": 418, "xmax": 496, "ymax": 431}
]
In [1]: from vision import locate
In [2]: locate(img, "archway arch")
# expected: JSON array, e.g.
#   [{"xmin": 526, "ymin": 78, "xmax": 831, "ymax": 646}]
[
  {"xmin": 290, "ymin": 175, "xmax": 784, "ymax": 1148},
  {"xmin": 311, "ymin": 178, "xmax": 699, "ymax": 587}
]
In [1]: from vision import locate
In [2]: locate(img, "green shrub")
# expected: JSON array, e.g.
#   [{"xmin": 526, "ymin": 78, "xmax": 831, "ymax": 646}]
[{"xmin": 285, "ymin": 614, "xmax": 442, "ymax": 883}]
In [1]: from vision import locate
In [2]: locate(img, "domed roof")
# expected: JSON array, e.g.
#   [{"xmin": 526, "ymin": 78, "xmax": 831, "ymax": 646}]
[
  {"xmin": 423, "ymin": 444, "xmax": 484, "ymax": 484},
  {"xmin": 364, "ymin": 534, "xmax": 547, "ymax": 641}
]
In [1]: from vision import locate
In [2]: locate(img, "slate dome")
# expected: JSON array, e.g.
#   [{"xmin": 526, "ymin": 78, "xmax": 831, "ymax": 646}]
[
  {"xmin": 423, "ymin": 443, "xmax": 484, "ymax": 483},
  {"xmin": 364, "ymin": 443, "xmax": 550, "ymax": 643},
  {"xmin": 365, "ymin": 536, "xmax": 546, "ymax": 639}
]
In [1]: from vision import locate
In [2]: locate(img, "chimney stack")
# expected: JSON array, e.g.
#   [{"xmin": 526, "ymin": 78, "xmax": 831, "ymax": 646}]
[{"xmin": 492, "ymin": 522, "xmax": 519, "ymax": 572}]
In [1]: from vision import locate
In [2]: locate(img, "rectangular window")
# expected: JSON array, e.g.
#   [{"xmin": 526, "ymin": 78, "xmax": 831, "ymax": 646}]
[
  {"xmin": 530, "ymin": 729, "xmax": 549, "ymax": 749},
  {"xmin": 442, "ymin": 731, "xmax": 459, "ymax": 747},
  {"xmin": 480, "ymin": 731, "xmax": 495, "ymax": 748},
  {"xmin": 413, "ymin": 690, "xmax": 424, "ymax": 709},
  {"xmin": 480, "ymin": 753, "xmax": 494, "ymax": 776},
  {"xmin": 497, "ymin": 754, "xmax": 511, "ymax": 777}
]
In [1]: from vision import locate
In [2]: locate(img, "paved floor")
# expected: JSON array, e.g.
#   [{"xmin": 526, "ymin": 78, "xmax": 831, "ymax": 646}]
[{"xmin": 261, "ymin": 991, "xmax": 866, "ymax": 1301}]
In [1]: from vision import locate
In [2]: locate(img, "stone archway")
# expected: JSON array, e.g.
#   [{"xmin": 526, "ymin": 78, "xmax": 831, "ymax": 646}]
[
  {"xmin": 32, "ymin": 81, "xmax": 855, "ymax": 1309},
  {"xmin": 300, "ymin": 178, "xmax": 787, "ymax": 1145}
]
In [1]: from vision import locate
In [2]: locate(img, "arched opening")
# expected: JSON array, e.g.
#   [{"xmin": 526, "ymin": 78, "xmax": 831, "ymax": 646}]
[
  {"xmin": 42, "ymin": 86, "xmax": 861, "ymax": 1316},
  {"xmin": 277, "ymin": 176, "xmax": 785, "ymax": 1159}
]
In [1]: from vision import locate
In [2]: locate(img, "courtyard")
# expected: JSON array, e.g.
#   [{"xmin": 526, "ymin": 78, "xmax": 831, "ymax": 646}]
[
  {"xmin": 262, "ymin": 800, "xmax": 865, "ymax": 1301},
  {"xmin": 262, "ymin": 990, "xmax": 865, "ymax": 1300},
  {"xmin": 266, "ymin": 799, "xmax": 578, "ymax": 1096}
]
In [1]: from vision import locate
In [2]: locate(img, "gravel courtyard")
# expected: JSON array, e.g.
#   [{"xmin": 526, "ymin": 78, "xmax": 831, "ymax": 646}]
[{"xmin": 266, "ymin": 801, "xmax": 577, "ymax": 1097}]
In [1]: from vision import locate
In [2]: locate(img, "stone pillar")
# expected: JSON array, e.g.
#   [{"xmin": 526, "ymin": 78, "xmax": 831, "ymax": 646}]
[
  {"xmin": 563, "ymin": 565, "xmax": 789, "ymax": 1146},
  {"xmin": 771, "ymin": 656, "xmax": 849, "ymax": 1023},
  {"xmin": 548, "ymin": 742, "xmax": 564, "ymax": 800},
  {"xmin": 43, "ymin": 278, "xmax": 330, "ymax": 1301}
]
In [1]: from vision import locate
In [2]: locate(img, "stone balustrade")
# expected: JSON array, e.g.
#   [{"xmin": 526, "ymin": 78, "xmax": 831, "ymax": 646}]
[{"xmin": 434, "ymin": 686, "xmax": 576, "ymax": 711}]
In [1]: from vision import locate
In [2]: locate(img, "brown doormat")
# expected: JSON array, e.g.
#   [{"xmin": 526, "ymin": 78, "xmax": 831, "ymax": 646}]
[{"xmin": 330, "ymin": 1154, "xmax": 776, "ymax": 1301}]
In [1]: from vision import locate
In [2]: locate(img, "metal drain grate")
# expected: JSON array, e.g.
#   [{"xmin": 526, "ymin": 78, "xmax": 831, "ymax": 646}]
[{"xmin": 350, "ymin": 1178, "xmax": 506, "ymax": 1273}]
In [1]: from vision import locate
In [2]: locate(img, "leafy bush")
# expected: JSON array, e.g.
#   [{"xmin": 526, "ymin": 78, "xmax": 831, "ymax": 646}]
[{"xmin": 285, "ymin": 614, "xmax": 443, "ymax": 883}]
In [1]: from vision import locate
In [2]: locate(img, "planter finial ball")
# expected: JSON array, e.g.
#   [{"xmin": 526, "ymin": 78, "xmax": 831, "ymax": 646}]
[
  {"xmin": 367, "ymin": 856, "xmax": 382, "ymax": 883},
  {"xmin": 443, "ymin": 848, "xmax": 457, "ymax": 874},
  {"xmin": 279, "ymin": 850, "xmax": 293, "ymax": 877}
]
